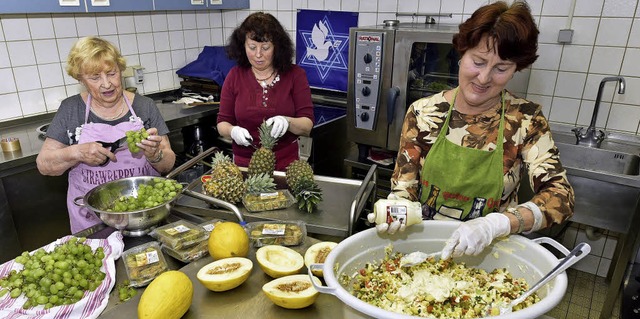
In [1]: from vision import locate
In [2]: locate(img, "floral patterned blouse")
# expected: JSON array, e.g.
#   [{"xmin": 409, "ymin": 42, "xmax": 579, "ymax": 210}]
[{"xmin": 390, "ymin": 90, "xmax": 574, "ymax": 227}]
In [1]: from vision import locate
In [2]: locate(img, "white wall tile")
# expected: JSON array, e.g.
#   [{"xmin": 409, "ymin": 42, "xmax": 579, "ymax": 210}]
[
  {"xmin": 629, "ymin": 19, "xmax": 640, "ymax": 47},
  {"xmin": 28, "ymin": 15, "xmax": 55, "ymax": 40},
  {"xmin": 13, "ymin": 65, "xmax": 41, "ymax": 91},
  {"xmin": 574, "ymin": 0, "xmax": 604, "ymax": 16},
  {"xmin": 559, "ymin": 45, "xmax": 592, "ymax": 73},
  {"xmin": 223, "ymin": 11, "xmax": 239, "ymax": 29},
  {"xmin": 533, "ymin": 43, "xmax": 562, "ymax": 70},
  {"xmin": 278, "ymin": 0, "xmax": 292, "ymax": 10},
  {"xmin": 134, "ymin": 13, "xmax": 153, "ymax": 33},
  {"xmin": 359, "ymin": 0, "xmax": 377, "ymax": 12},
  {"xmin": 136, "ymin": 33, "xmax": 155, "ymax": 54},
  {"xmin": 157, "ymin": 70, "xmax": 175, "ymax": 92},
  {"xmin": 118, "ymin": 34, "xmax": 138, "ymax": 56},
  {"xmin": 197, "ymin": 29, "xmax": 212, "ymax": 48},
  {"xmin": 306, "ymin": 1, "xmax": 323, "ymax": 10},
  {"xmin": 52, "ymin": 15, "xmax": 78, "ymax": 38},
  {"xmin": 182, "ymin": 12, "xmax": 197, "ymax": 30},
  {"xmin": 0, "ymin": 43, "xmax": 11, "ymax": 68},
  {"xmin": 569, "ymin": 17, "xmax": 599, "ymax": 45},
  {"xmin": 156, "ymin": 51, "xmax": 172, "ymax": 71},
  {"xmin": 584, "ymin": 74, "xmax": 617, "ymax": 102},
  {"xmin": 440, "ymin": 1, "xmax": 462, "ymax": 14},
  {"xmin": 263, "ymin": 0, "xmax": 278, "ymax": 10},
  {"xmin": 462, "ymin": 0, "xmax": 488, "ymax": 15},
  {"xmin": 276, "ymin": 11, "xmax": 292, "ymax": 31},
  {"xmin": 377, "ymin": 0, "xmax": 396, "ymax": 12},
  {"xmin": 185, "ymin": 48, "xmax": 200, "ymax": 64},
  {"xmin": 142, "ymin": 72, "xmax": 159, "ymax": 93},
  {"xmin": 3, "ymin": 16, "xmax": 32, "ymax": 41},
  {"xmin": 507, "ymin": 69, "xmax": 531, "ymax": 96},
  {"xmin": 527, "ymin": 94, "xmax": 552, "ymax": 118},
  {"xmin": 195, "ymin": 11, "xmax": 210, "ymax": 29},
  {"xmin": 603, "ymin": 235, "xmax": 617, "ymax": 260},
  {"xmin": 418, "ymin": 0, "xmax": 439, "ymax": 12},
  {"xmin": 576, "ymin": 99, "xmax": 609, "ymax": 128},
  {"xmin": 555, "ymin": 72, "xmax": 586, "ymax": 99},
  {"xmin": 0, "ymin": 93, "xmax": 22, "ymax": 120},
  {"xmin": 56, "ymin": 38, "xmax": 78, "ymax": 64},
  {"xmin": 595, "ymin": 18, "xmax": 632, "ymax": 47},
  {"xmin": 43, "ymin": 86, "xmax": 67, "ymax": 111},
  {"xmin": 184, "ymin": 30, "xmax": 199, "ymax": 49},
  {"xmin": 139, "ymin": 53, "xmax": 157, "ymax": 73},
  {"xmin": 549, "ymin": 96, "xmax": 580, "ymax": 124},
  {"xmin": 0, "ymin": 68, "xmax": 17, "ymax": 94},
  {"xmin": 153, "ymin": 32, "xmax": 170, "ymax": 51},
  {"xmin": 358, "ymin": 13, "xmax": 378, "ymax": 26},
  {"xmin": 538, "ymin": 16, "xmax": 566, "ymax": 44},
  {"xmin": 250, "ymin": 0, "xmax": 263, "ymax": 10},
  {"xmin": 75, "ymin": 15, "xmax": 98, "ymax": 37},
  {"xmin": 528, "ymin": 69, "xmax": 557, "ymax": 96},
  {"xmin": 527, "ymin": 0, "xmax": 543, "ymax": 16},
  {"xmin": 616, "ymin": 76, "xmax": 640, "ymax": 107},
  {"xmin": 209, "ymin": 12, "xmax": 223, "ymax": 28},
  {"xmin": 211, "ymin": 29, "xmax": 224, "ymax": 46},
  {"xmin": 7, "ymin": 41, "xmax": 36, "ymax": 67},
  {"xmin": 115, "ymin": 14, "xmax": 136, "ymax": 34},
  {"xmin": 589, "ymin": 46, "xmax": 624, "ymax": 75},
  {"xmin": 541, "ymin": 0, "xmax": 572, "ymax": 17},
  {"xmin": 398, "ymin": 0, "xmax": 418, "ymax": 13},
  {"xmin": 597, "ymin": 258, "xmax": 611, "ymax": 277},
  {"xmin": 150, "ymin": 12, "xmax": 168, "ymax": 32},
  {"xmin": 96, "ymin": 14, "xmax": 118, "ymax": 36},
  {"xmin": 167, "ymin": 12, "xmax": 183, "ymax": 31},
  {"xmin": 607, "ymin": 104, "xmax": 640, "ymax": 132},
  {"xmin": 602, "ymin": 0, "xmax": 636, "ymax": 17},
  {"xmin": 170, "ymin": 49, "xmax": 187, "ymax": 69},
  {"xmin": 621, "ymin": 48, "xmax": 640, "ymax": 77},
  {"xmin": 341, "ymin": 1, "xmax": 358, "ymax": 12},
  {"xmin": 18, "ymin": 89, "xmax": 46, "ymax": 115},
  {"xmin": 38, "ymin": 63, "xmax": 64, "ymax": 88}
]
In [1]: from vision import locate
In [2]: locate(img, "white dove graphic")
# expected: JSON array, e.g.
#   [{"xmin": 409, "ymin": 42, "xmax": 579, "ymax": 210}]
[{"xmin": 307, "ymin": 20, "xmax": 333, "ymax": 62}]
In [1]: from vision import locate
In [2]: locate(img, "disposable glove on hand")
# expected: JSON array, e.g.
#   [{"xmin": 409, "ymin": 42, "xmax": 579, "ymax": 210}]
[
  {"xmin": 230, "ymin": 126, "xmax": 253, "ymax": 146},
  {"xmin": 367, "ymin": 193, "xmax": 410, "ymax": 235},
  {"xmin": 441, "ymin": 213, "xmax": 511, "ymax": 260},
  {"xmin": 266, "ymin": 116, "xmax": 289, "ymax": 138}
]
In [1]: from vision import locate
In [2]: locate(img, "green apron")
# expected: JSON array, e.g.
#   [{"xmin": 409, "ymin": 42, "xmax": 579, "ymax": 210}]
[{"xmin": 420, "ymin": 89, "xmax": 506, "ymax": 221}]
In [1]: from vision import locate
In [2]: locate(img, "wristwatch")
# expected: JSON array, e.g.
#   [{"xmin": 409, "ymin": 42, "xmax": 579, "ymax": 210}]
[{"xmin": 149, "ymin": 149, "xmax": 163, "ymax": 164}]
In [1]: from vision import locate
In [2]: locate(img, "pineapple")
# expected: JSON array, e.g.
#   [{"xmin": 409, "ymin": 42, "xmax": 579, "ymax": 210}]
[
  {"xmin": 210, "ymin": 151, "xmax": 242, "ymax": 180},
  {"xmin": 248, "ymin": 121, "xmax": 278, "ymax": 177},
  {"xmin": 203, "ymin": 175, "xmax": 246, "ymax": 203},
  {"xmin": 285, "ymin": 160, "xmax": 323, "ymax": 213}
]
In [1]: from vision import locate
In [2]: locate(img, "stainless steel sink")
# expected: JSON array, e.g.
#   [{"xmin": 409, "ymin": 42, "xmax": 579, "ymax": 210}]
[{"xmin": 555, "ymin": 142, "xmax": 639, "ymax": 175}]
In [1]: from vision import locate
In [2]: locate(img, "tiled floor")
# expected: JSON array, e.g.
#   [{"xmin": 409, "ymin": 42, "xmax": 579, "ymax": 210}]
[{"xmin": 545, "ymin": 268, "xmax": 621, "ymax": 319}]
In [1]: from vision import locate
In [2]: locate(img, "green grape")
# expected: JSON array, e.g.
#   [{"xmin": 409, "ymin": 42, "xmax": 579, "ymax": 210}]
[{"xmin": 125, "ymin": 128, "xmax": 148, "ymax": 153}]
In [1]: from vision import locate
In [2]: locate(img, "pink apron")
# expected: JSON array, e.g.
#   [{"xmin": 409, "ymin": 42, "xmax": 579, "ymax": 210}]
[{"xmin": 67, "ymin": 94, "xmax": 160, "ymax": 233}]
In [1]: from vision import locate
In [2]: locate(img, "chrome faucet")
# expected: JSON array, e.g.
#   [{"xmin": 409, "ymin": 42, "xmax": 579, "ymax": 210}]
[{"xmin": 572, "ymin": 76, "xmax": 625, "ymax": 148}]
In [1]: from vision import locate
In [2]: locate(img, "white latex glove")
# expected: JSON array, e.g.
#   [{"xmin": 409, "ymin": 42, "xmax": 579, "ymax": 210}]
[
  {"xmin": 441, "ymin": 213, "xmax": 511, "ymax": 260},
  {"xmin": 230, "ymin": 126, "xmax": 253, "ymax": 146},
  {"xmin": 265, "ymin": 116, "xmax": 289, "ymax": 138},
  {"xmin": 367, "ymin": 193, "xmax": 408, "ymax": 235}
]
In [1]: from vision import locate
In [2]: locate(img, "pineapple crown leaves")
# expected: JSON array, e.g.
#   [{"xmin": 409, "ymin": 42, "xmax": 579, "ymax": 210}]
[
  {"xmin": 258, "ymin": 120, "xmax": 278, "ymax": 150},
  {"xmin": 292, "ymin": 181, "xmax": 322, "ymax": 213},
  {"xmin": 211, "ymin": 151, "xmax": 233, "ymax": 168},
  {"xmin": 244, "ymin": 172, "xmax": 276, "ymax": 194}
]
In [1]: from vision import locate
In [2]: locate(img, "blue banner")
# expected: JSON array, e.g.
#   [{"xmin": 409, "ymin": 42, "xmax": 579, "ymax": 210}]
[{"xmin": 296, "ymin": 9, "xmax": 358, "ymax": 93}]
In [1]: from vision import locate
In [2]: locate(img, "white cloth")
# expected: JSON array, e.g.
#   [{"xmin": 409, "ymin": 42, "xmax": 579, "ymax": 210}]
[
  {"xmin": 441, "ymin": 213, "xmax": 511, "ymax": 260},
  {"xmin": 230, "ymin": 126, "xmax": 253, "ymax": 146},
  {"xmin": 0, "ymin": 232, "xmax": 124, "ymax": 319},
  {"xmin": 266, "ymin": 116, "xmax": 289, "ymax": 138}
]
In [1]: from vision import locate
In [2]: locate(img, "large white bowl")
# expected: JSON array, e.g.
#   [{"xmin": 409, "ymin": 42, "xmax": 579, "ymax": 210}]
[{"xmin": 309, "ymin": 220, "xmax": 573, "ymax": 319}]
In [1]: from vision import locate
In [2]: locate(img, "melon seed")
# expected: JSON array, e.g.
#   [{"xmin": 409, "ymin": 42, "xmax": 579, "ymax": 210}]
[
  {"xmin": 276, "ymin": 281, "xmax": 311, "ymax": 293},
  {"xmin": 314, "ymin": 247, "xmax": 331, "ymax": 263},
  {"xmin": 207, "ymin": 262, "xmax": 241, "ymax": 275}
]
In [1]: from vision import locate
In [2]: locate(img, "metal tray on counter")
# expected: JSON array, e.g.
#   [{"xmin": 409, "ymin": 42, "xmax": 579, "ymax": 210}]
[{"xmin": 172, "ymin": 165, "xmax": 378, "ymax": 239}]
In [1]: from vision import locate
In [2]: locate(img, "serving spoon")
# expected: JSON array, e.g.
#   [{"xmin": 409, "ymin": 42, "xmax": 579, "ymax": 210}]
[
  {"xmin": 495, "ymin": 242, "xmax": 591, "ymax": 315},
  {"xmin": 399, "ymin": 250, "xmax": 444, "ymax": 267}
]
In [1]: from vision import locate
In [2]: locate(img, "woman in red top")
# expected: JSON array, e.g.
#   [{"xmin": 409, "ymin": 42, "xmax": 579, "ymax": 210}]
[{"xmin": 217, "ymin": 12, "xmax": 314, "ymax": 170}]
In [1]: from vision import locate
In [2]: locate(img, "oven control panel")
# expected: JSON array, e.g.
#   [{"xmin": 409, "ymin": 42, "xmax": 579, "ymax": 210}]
[{"xmin": 353, "ymin": 31, "xmax": 383, "ymax": 131}]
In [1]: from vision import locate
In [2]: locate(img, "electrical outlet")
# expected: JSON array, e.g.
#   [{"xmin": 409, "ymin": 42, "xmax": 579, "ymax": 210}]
[
  {"xmin": 91, "ymin": 0, "xmax": 110, "ymax": 6},
  {"xmin": 59, "ymin": 0, "xmax": 80, "ymax": 6},
  {"xmin": 210, "ymin": 0, "xmax": 223, "ymax": 4},
  {"xmin": 558, "ymin": 29, "xmax": 573, "ymax": 44}
]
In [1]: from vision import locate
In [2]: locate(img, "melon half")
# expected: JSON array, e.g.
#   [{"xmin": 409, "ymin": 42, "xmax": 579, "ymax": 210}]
[
  {"xmin": 256, "ymin": 245, "xmax": 304, "ymax": 278},
  {"xmin": 196, "ymin": 257, "xmax": 253, "ymax": 292},
  {"xmin": 262, "ymin": 274, "xmax": 322, "ymax": 309}
]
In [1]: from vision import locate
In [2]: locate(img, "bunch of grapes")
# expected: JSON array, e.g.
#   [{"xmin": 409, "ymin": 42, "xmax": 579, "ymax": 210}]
[
  {"xmin": 109, "ymin": 178, "xmax": 183, "ymax": 212},
  {"xmin": 116, "ymin": 280, "xmax": 137, "ymax": 302},
  {"xmin": 125, "ymin": 128, "xmax": 149, "ymax": 153},
  {"xmin": 0, "ymin": 237, "xmax": 106, "ymax": 310}
]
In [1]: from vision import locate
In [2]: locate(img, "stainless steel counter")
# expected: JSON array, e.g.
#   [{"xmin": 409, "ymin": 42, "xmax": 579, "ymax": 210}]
[{"xmin": 97, "ymin": 231, "xmax": 347, "ymax": 319}]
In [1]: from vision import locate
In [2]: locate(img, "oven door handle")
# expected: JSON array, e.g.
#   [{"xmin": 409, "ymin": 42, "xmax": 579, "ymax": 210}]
[{"xmin": 387, "ymin": 86, "xmax": 400, "ymax": 125}]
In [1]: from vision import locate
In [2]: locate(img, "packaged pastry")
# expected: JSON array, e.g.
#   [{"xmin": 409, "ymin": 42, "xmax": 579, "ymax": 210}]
[
  {"xmin": 245, "ymin": 221, "xmax": 306, "ymax": 247},
  {"xmin": 122, "ymin": 241, "xmax": 168, "ymax": 287},
  {"xmin": 161, "ymin": 240, "xmax": 209, "ymax": 263},
  {"xmin": 151, "ymin": 220, "xmax": 208, "ymax": 250},
  {"xmin": 242, "ymin": 190, "xmax": 295, "ymax": 212}
]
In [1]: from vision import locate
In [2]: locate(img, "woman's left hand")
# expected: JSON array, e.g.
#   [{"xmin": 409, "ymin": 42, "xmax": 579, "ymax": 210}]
[
  {"xmin": 266, "ymin": 115, "xmax": 289, "ymax": 138},
  {"xmin": 441, "ymin": 213, "xmax": 511, "ymax": 259},
  {"xmin": 137, "ymin": 127, "xmax": 162, "ymax": 161}
]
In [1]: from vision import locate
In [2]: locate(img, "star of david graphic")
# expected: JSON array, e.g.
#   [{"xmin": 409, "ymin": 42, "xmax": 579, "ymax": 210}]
[{"xmin": 298, "ymin": 16, "xmax": 350, "ymax": 83}]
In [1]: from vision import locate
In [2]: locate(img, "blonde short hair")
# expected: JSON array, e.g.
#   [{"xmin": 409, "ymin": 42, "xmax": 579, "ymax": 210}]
[{"xmin": 66, "ymin": 36, "xmax": 127, "ymax": 80}]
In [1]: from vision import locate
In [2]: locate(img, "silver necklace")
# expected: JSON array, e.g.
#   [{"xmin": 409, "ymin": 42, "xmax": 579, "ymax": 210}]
[{"xmin": 92, "ymin": 101, "xmax": 125, "ymax": 120}]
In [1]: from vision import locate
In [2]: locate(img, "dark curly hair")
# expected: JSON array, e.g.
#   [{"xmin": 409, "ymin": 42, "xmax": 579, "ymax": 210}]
[
  {"xmin": 452, "ymin": 1, "xmax": 539, "ymax": 71},
  {"xmin": 226, "ymin": 12, "xmax": 294, "ymax": 73}
]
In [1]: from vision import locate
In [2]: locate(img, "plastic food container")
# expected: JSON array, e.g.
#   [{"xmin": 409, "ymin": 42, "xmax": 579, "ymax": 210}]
[
  {"xmin": 161, "ymin": 240, "xmax": 209, "ymax": 263},
  {"xmin": 198, "ymin": 219, "xmax": 224, "ymax": 235},
  {"xmin": 242, "ymin": 190, "xmax": 295, "ymax": 212},
  {"xmin": 151, "ymin": 220, "xmax": 208, "ymax": 250},
  {"xmin": 122, "ymin": 241, "xmax": 168, "ymax": 287},
  {"xmin": 245, "ymin": 220, "xmax": 306, "ymax": 247}
]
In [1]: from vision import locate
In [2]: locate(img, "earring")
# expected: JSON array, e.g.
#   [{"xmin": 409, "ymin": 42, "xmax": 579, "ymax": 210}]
[{"xmin": 458, "ymin": 60, "xmax": 461, "ymax": 66}]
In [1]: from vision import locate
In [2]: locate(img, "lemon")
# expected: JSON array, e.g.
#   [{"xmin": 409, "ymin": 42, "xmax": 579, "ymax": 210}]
[
  {"xmin": 256, "ymin": 245, "xmax": 304, "ymax": 278},
  {"xmin": 208, "ymin": 222, "xmax": 249, "ymax": 260},
  {"xmin": 197, "ymin": 257, "xmax": 253, "ymax": 292},
  {"xmin": 262, "ymin": 274, "xmax": 322, "ymax": 309}
]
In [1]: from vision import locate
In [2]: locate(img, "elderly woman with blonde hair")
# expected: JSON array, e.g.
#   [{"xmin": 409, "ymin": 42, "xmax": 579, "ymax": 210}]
[{"xmin": 37, "ymin": 36, "xmax": 175, "ymax": 233}]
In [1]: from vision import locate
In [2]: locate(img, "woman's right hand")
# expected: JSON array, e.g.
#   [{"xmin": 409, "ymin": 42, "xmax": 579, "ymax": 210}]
[
  {"xmin": 79, "ymin": 142, "xmax": 115, "ymax": 166},
  {"xmin": 230, "ymin": 126, "xmax": 253, "ymax": 146}
]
